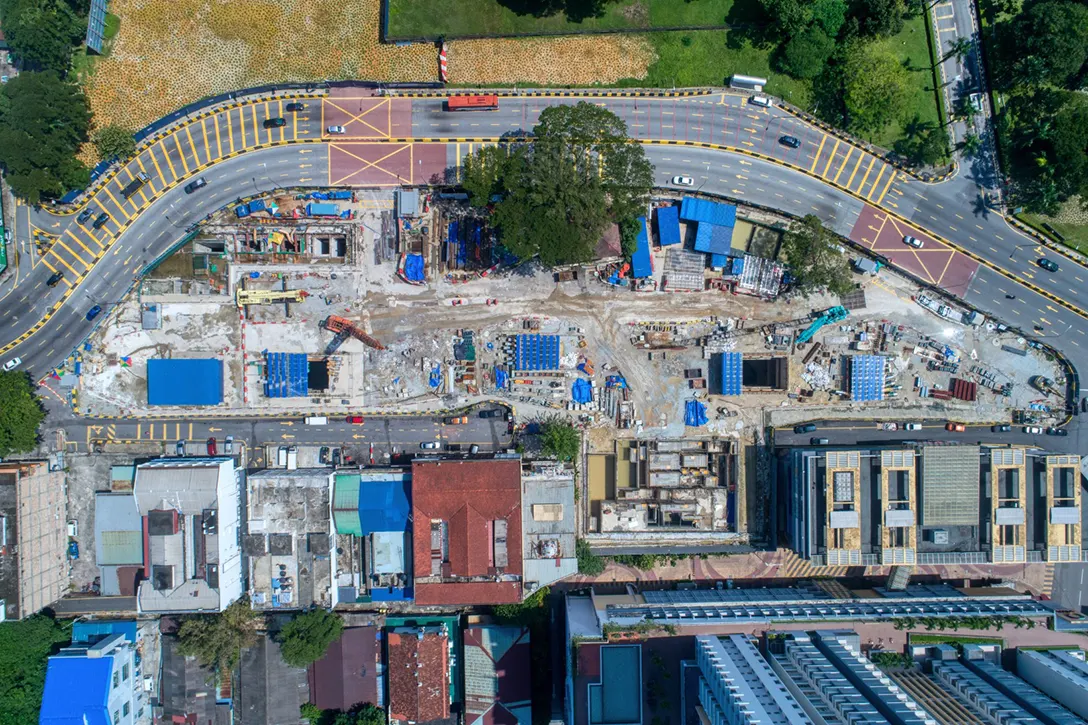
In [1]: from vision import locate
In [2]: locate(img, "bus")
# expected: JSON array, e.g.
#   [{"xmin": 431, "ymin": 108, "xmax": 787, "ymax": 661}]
[{"xmin": 445, "ymin": 95, "xmax": 499, "ymax": 112}]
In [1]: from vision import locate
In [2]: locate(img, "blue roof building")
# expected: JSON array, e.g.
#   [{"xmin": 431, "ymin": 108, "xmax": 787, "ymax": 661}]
[
  {"xmin": 40, "ymin": 627, "xmax": 147, "ymax": 725},
  {"xmin": 655, "ymin": 206, "xmax": 681, "ymax": 246},
  {"xmin": 631, "ymin": 216, "xmax": 652, "ymax": 279},
  {"xmin": 681, "ymin": 197, "xmax": 737, "ymax": 227},
  {"xmin": 264, "ymin": 352, "xmax": 309, "ymax": 398},
  {"xmin": 720, "ymin": 352, "xmax": 743, "ymax": 396},
  {"xmin": 850, "ymin": 355, "xmax": 886, "ymax": 402},
  {"xmin": 332, "ymin": 470, "xmax": 413, "ymax": 602},
  {"xmin": 147, "ymin": 358, "xmax": 223, "ymax": 406}
]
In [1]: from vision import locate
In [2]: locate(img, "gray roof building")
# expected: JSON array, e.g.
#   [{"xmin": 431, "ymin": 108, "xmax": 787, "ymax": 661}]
[{"xmin": 236, "ymin": 635, "xmax": 309, "ymax": 725}]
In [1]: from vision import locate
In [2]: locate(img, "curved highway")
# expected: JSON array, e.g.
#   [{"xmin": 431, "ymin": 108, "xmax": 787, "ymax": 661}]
[{"xmin": 0, "ymin": 89, "xmax": 1084, "ymax": 442}]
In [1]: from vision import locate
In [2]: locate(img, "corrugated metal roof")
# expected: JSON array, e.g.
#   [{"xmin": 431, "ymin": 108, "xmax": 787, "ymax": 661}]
[
  {"xmin": 922, "ymin": 446, "xmax": 981, "ymax": 525},
  {"xmin": 656, "ymin": 206, "xmax": 681, "ymax": 246},
  {"xmin": 681, "ymin": 197, "xmax": 736, "ymax": 227},
  {"xmin": 95, "ymin": 492, "xmax": 143, "ymax": 565},
  {"xmin": 721, "ymin": 352, "xmax": 743, "ymax": 396},
  {"xmin": 72, "ymin": 620, "xmax": 137, "ymax": 645},
  {"xmin": 631, "ymin": 216, "xmax": 652, "ymax": 278},
  {"xmin": 40, "ymin": 655, "xmax": 113, "ymax": 725},
  {"xmin": 694, "ymin": 222, "xmax": 733, "ymax": 255},
  {"xmin": 332, "ymin": 474, "xmax": 361, "ymax": 535},
  {"xmin": 147, "ymin": 359, "xmax": 223, "ymax": 406},
  {"xmin": 98, "ymin": 531, "xmax": 143, "ymax": 565},
  {"xmin": 134, "ymin": 460, "xmax": 224, "ymax": 514}
]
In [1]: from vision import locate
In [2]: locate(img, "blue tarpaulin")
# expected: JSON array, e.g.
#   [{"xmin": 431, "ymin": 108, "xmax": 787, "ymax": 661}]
[
  {"xmin": 429, "ymin": 364, "xmax": 441, "ymax": 388},
  {"xmin": 720, "ymin": 352, "xmax": 743, "ymax": 396},
  {"xmin": 694, "ymin": 222, "xmax": 733, "ymax": 255},
  {"xmin": 681, "ymin": 197, "xmax": 737, "ymax": 227},
  {"xmin": 606, "ymin": 375, "xmax": 627, "ymax": 388},
  {"xmin": 404, "ymin": 254, "xmax": 425, "ymax": 281},
  {"xmin": 496, "ymin": 369, "xmax": 509, "ymax": 388},
  {"xmin": 709, "ymin": 254, "xmax": 728, "ymax": 269},
  {"xmin": 515, "ymin": 334, "xmax": 560, "ymax": 370},
  {"xmin": 850, "ymin": 355, "xmax": 886, "ymax": 401},
  {"xmin": 264, "ymin": 352, "xmax": 309, "ymax": 398},
  {"xmin": 572, "ymin": 378, "xmax": 593, "ymax": 403},
  {"xmin": 685, "ymin": 400, "xmax": 708, "ymax": 427},
  {"xmin": 148, "ymin": 359, "xmax": 223, "ymax": 406},
  {"xmin": 631, "ymin": 216, "xmax": 652, "ymax": 278},
  {"xmin": 656, "ymin": 206, "xmax": 681, "ymax": 246},
  {"xmin": 730, "ymin": 257, "xmax": 746, "ymax": 276}
]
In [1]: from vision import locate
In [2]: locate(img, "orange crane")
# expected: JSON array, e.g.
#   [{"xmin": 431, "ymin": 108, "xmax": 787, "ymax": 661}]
[{"xmin": 322, "ymin": 315, "xmax": 386, "ymax": 352}]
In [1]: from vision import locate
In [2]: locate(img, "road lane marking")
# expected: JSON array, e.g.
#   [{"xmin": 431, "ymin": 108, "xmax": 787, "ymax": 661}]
[
  {"xmin": 47, "ymin": 247, "xmax": 81, "ymax": 275},
  {"xmin": 875, "ymin": 173, "xmax": 896, "ymax": 205},
  {"xmin": 157, "ymin": 141, "xmax": 179, "ymax": 180},
  {"xmin": 809, "ymin": 135, "xmax": 827, "ymax": 173},
  {"xmin": 821, "ymin": 139, "xmax": 840, "ymax": 178},
  {"xmin": 845, "ymin": 153, "xmax": 865, "ymax": 189},
  {"xmin": 101, "ymin": 187, "xmax": 131, "ymax": 220},
  {"xmin": 215, "ymin": 117, "xmax": 223, "ymax": 158},
  {"xmin": 833, "ymin": 148, "xmax": 853, "ymax": 183},
  {"xmin": 172, "ymin": 135, "xmax": 191, "ymax": 174},
  {"xmin": 199, "ymin": 118, "xmax": 212, "ymax": 162},
  {"xmin": 855, "ymin": 157, "xmax": 876, "ymax": 194},
  {"xmin": 185, "ymin": 126, "xmax": 200, "ymax": 166},
  {"xmin": 866, "ymin": 165, "xmax": 887, "ymax": 200},
  {"xmin": 65, "ymin": 230, "xmax": 94, "ymax": 258},
  {"xmin": 147, "ymin": 146, "xmax": 168, "ymax": 184}
]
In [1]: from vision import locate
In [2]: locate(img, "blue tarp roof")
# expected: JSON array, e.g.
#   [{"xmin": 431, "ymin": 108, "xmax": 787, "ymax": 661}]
[
  {"xmin": 851, "ymin": 355, "xmax": 886, "ymax": 402},
  {"xmin": 147, "ymin": 359, "xmax": 223, "ymax": 406},
  {"xmin": 656, "ymin": 206, "xmax": 681, "ymax": 246},
  {"xmin": 358, "ymin": 476, "xmax": 411, "ymax": 535},
  {"xmin": 72, "ymin": 620, "xmax": 137, "ymax": 646},
  {"xmin": 631, "ymin": 216, "xmax": 652, "ymax": 278},
  {"xmin": 710, "ymin": 254, "xmax": 729, "ymax": 269},
  {"xmin": 685, "ymin": 400, "xmax": 708, "ymax": 427},
  {"xmin": 404, "ymin": 254, "xmax": 425, "ymax": 282},
  {"xmin": 681, "ymin": 197, "xmax": 736, "ymax": 227},
  {"xmin": 694, "ymin": 222, "xmax": 734, "ymax": 255},
  {"xmin": 572, "ymin": 378, "xmax": 593, "ymax": 404},
  {"xmin": 721, "ymin": 352, "xmax": 743, "ymax": 396},
  {"xmin": 264, "ymin": 352, "xmax": 308, "ymax": 398},
  {"xmin": 515, "ymin": 334, "xmax": 560, "ymax": 370},
  {"xmin": 40, "ymin": 656, "xmax": 112, "ymax": 725}
]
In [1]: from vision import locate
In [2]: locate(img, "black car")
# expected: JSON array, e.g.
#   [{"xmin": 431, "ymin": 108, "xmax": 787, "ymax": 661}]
[
  {"xmin": 479, "ymin": 409, "xmax": 503, "ymax": 419},
  {"xmin": 779, "ymin": 135, "xmax": 801, "ymax": 148},
  {"xmin": 1037, "ymin": 257, "xmax": 1059, "ymax": 272},
  {"xmin": 46, "ymin": 271, "xmax": 64, "ymax": 287},
  {"xmin": 263, "ymin": 117, "xmax": 287, "ymax": 128},
  {"xmin": 794, "ymin": 423, "xmax": 817, "ymax": 434},
  {"xmin": 319, "ymin": 446, "xmax": 330, "ymax": 464},
  {"xmin": 1046, "ymin": 427, "xmax": 1069, "ymax": 436},
  {"xmin": 77, "ymin": 208, "xmax": 94, "ymax": 225},
  {"xmin": 184, "ymin": 177, "xmax": 207, "ymax": 194},
  {"xmin": 285, "ymin": 102, "xmax": 307, "ymax": 112},
  {"xmin": 331, "ymin": 447, "xmax": 341, "ymax": 466},
  {"xmin": 991, "ymin": 424, "xmax": 1011, "ymax": 432},
  {"xmin": 92, "ymin": 212, "xmax": 110, "ymax": 229}
]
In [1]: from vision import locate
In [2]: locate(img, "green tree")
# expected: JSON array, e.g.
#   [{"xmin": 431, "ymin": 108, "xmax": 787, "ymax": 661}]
[
  {"xmin": 960, "ymin": 133, "xmax": 983, "ymax": 157},
  {"xmin": 997, "ymin": 1, "xmax": 1088, "ymax": 89},
  {"xmin": 176, "ymin": 598, "xmax": 261, "ymax": 672},
  {"xmin": 92, "ymin": 125, "xmax": 136, "ymax": 161},
  {"xmin": 843, "ymin": 42, "xmax": 910, "ymax": 135},
  {"xmin": 333, "ymin": 705, "xmax": 385, "ymax": 725},
  {"xmin": 0, "ymin": 613, "xmax": 70, "ymax": 725},
  {"xmin": 619, "ymin": 215, "xmax": 642, "ymax": 259},
  {"xmin": 811, "ymin": 0, "xmax": 848, "ymax": 35},
  {"xmin": 856, "ymin": 0, "xmax": 906, "ymax": 36},
  {"xmin": 781, "ymin": 214, "xmax": 854, "ymax": 296},
  {"xmin": 780, "ymin": 25, "xmax": 836, "ymax": 79},
  {"xmin": 0, "ymin": 370, "xmax": 47, "ymax": 457},
  {"xmin": 0, "ymin": 71, "xmax": 90, "ymax": 204},
  {"xmin": 895, "ymin": 117, "xmax": 950, "ymax": 166},
  {"xmin": 460, "ymin": 143, "xmax": 524, "ymax": 207},
  {"xmin": 762, "ymin": 0, "xmax": 814, "ymax": 36},
  {"xmin": 277, "ymin": 609, "xmax": 344, "ymax": 668},
  {"xmin": 0, "ymin": 0, "xmax": 85, "ymax": 75},
  {"xmin": 539, "ymin": 417, "xmax": 580, "ymax": 461},
  {"xmin": 576, "ymin": 538, "xmax": 605, "ymax": 576},
  {"xmin": 494, "ymin": 586, "xmax": 549, "ymax": 624}
]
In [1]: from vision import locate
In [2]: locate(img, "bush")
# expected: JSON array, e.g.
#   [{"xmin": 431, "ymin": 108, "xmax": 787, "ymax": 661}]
[
  {"xmin": 576, "ymin": 538, "xmax": 605, "ymax": 576},
  {"xmin": 494, "ymin": 586, "xmax": 549, "ymax": 624},
  {"xmin": 0, "ymin": 369, "xmax": 47, "ymax": 457},
  {"xmin": 93, "ymin": 125, "xmax": 136, "ymax": 161},
  {"xmin": 176, "ymin": 598, "xmax": 261, "ymax": 672},
  {"xmin": 540, "ymin": 417, "xmax": 579, "ymax": 461},
  {"xmin": 277, "ymin": 609, "xmax": 344, "ymax": 668}
]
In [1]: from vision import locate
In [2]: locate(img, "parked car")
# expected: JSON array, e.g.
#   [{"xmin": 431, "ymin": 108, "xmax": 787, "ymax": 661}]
[
  {"xmin": 331, "ymin": 447, "xmax": 342, "ymax": 466},
  {"xmin": 420, "ymin": 441, "xmax": 440, "ymax": 450},
  {"xmin": 1037, "ymin": 258, "xmax": 1059, "ymax": 272},
  {"xmin": 946, "ymin": 422, "xmax": 966, "ymax": 432},
  {"xmin": 77, "ymin": 208, "xmax": 94, "ymax": 225},
  {"xmin": 92, "ymin": 212, "xmax": 110, "ymax": 229},
  {"xmin": 319, "ymin": 446, "xmax": 330, "ymax": 464},
  {"xmin": 779, "ymin": 135, "xmax": 801, "ymax": 148},
  {"xmin": 46, "ymin": 271, "xmax": 65, "ymax": 287},
  {"xmin": 903, "ymin": 235, "xmax": 924, "ymax": 249},
  {"xmin": 326, "ymin": 125, "xmax": 347, "ymax": 134},
  {"xmin": 670, "ymin": 175, "xmax": 695, "ymax": 187},
  {"xmin": 85, "ymin": 305, "xmax": 103, "ymax": 321},
  {"xmin": 991, "ymin": 424, "xmax": 1011, "ymax": 432},
  {"xmin": 263, "ymin": 117, "xmax": 287, "ymax": 128},
  {"xmin": 444, "ymin": 416, "xmax": 468, "ymax": 424},
  {"xmin": 1046, "ymin": 427, "xmax": 1069, "ymax": 436},
  {"xmin": 904, "ymin": 423, "xmax": 922, "ymax": 431},
  {"xmin": 794, "ymin": 423, "xmax": 817, "ymax": 434},
  {"xmin": 1023, "ymin": 426, "xmax": 1043, "ymax": 434},
  {"xmin": 811, "ymin": 437, "xmax": 830, "ymax": 445},
  {"xmin": 470, "ymin": 444, "xmax": 480, "ymax": 454},
  {"xmin": 479, "ymin": 409, "xmax": 503, "ymax": 419},
  {"xmin": 224, "ymin": 435, "xmax": 234, "ymax": 454},
  {"xmin": 2, "ymin": 357, "xmax": 22, "ymax": 372},
  {"xmin": 285, "ymin": 102, "xmax": 307, "ymax": 112},
  {"xmin": 347, "ymin": 415, "xmax": 364, "ymax": 424},
  {"xmin": 750, "ymin": 95, "xmax": 772, "ymax": 107},
  {"xmin": 206, "ymin": 437, "xmax": 217, "ymax": 456},
  {"xmin": 184, "ymin": 177, "xmax": 207, "ymax": 194}
]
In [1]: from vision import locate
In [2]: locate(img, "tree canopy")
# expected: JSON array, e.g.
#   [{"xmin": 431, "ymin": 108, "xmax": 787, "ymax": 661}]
[
  {"xmin": 0, "ymin": 613, "xmax": 70, "ymax": 725},
  {"xmin": 176, "ymin": 598, "xmax": 261, "ymax": 672},
  {"xmin": 842, "ymin": 42, "xmax": 910, "ymax": 135},
  {"xmin": 303, "ymin": 703, "xmax": 386, "ymax": 725},
  {"xmin": 277, "ymin": 609, "xmax": 344, "ymax": 668},
  {"xmin": 538, "ymin": 418, "xmax": 580, "ymax": 461},
  {"xmin": 994, "ymin": 0, "xmax": 1088, "ymax": 90},
  {"xmin": 0, "ymin": 72, "xmax": 91, "ymax": 204},
  {"xmin": 461, "ymin": 102, "xmax": 652, "ymax": 266},
  {"xmin": 781, "ymin": 214, "xmax": 854, "ymax": 296},
  {"xmin": 0, "ymin": 370, "xmax": 47, "ymax": 458},
  {"xmin": 780, "ymin": 25, "xmax": 837, "ymax": 79},
  {"xmin": 0, "ymin": 0, "xmax": 86, "ymax": 75},
  {"xmin": 93, "ymin": 125, "xmax": 136, "ymax": 162}
]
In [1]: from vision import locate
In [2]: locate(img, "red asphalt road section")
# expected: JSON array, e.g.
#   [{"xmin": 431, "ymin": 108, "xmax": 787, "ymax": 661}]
[
  {"xmin": 849, "ymin": 205, "xmax": 979, "ymax": 298},
  {"xmin": 324, "ymin": 88, "xmax": 412, "ymax": 139},
  {"xmin": 329, "ymin": 143, "xmax": 447, "ymax": 187}
]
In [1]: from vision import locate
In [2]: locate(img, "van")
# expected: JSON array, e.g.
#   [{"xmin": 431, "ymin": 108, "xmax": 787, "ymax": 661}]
[
  {"xmin": 750, "ymin": 95, "xmax": 772, "ymax": 107},
  {"xmin": 286, "ymin": 446, "xmax": 298, "ymax": 471},
  {"xmin": 305, "ymin": 416, "xmax": 328, "ymax": 425},
  {"xmin": 277, "ymin": 446, "xmax": 287, "ymax": 467}
]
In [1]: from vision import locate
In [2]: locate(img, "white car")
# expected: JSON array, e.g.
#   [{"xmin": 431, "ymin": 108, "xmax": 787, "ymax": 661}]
[
  {"xmin": 671, "ymin": 175, "xmax": 695, "ymax": 187},
  {"xmin": 326, "ymin": 125, "xmax": 346, "ymax": 134},
  {"xmin": 1023, "ymin": 426, "xmax": 1042, "ymax": 434},
  {"xmin": 904, "ymin": 423, "xmax": 922, "ymax": 431},
  {"xmin": 420, "ymin": 441, "xmax": 441, "ymax": 450},
  {"xmin": 750, "ymin": 95, "xmax": 772, "ymax": 107},
  {"xmin": 903, "ymin": 235, "xmax": 924, "ymax": 248},
  {"xmin": 2, "ymin": 357, "xmax": 21, "ymax": 371}
]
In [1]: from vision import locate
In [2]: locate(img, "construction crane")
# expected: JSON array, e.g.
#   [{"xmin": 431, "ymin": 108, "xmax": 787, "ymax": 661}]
[
  {"xmin": 321, "ymin": 315, "xmax": 385, "ymax": 351},
  {"xmin": 796, "ymin": 306, "xmax": 849, "ymax": 345},
  {"xmin": 236, "ymin": 289, "xmax": 309, "ymax": 306}
]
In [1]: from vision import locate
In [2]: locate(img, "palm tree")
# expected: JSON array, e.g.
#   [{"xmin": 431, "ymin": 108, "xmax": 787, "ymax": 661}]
[{"xmin": 946, "ymin": 36, "xmax": 973, "ymax": 63}]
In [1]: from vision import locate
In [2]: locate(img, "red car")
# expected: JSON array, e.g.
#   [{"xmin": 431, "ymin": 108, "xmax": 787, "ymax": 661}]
[
  {"xmin": 206, "ymin": 437, "xmax": 217, "ymax": 455},
  {"xmin": 347, "ymin": 415, "xmax": 364, "ymax": 424},
  {"xmin": 946, "ymin": 422, "xmax": 966, "ymax": 432}
]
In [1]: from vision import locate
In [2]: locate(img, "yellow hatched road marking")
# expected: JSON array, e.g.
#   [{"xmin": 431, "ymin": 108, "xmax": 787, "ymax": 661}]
[
  {"xmin": 185, "ymin": 126, "xmax": 200, "ymax": 166},
  {"xmin": 48, "ymin": 247, "xmax": 81, "ymax": 275},
  {"xmin": 251, "ymin": 105, "xmax": 259, "ymax": 145},
  {"xmin": 278, "ymin": 100, "xmax": 285, "ymax": 143},
  {"xmin": 200, "ymin": 119, "xmax": 212, "ymax": 162},
  {"xmin": 215, "ymin": 117, "xmax": 223, "ymax": 158},
  {"xmin": 172, "ymin": 135, "xmax": 190, "ymax": 174},
  {"xmin": 875, "ymin": 172, "xmax": 897, "ymax": 205},
  {"xmin": 230, "ymin": 110, "xmax": 238, "ymax": 151},
  {"xmin": 833, "ymin": 147, "xmax": 853, "ymax": 184},
  {"xmin": 39, "ymin": 256, "xmax": 59, "ymax": 273},
  {"xmin": 65, "ymin": 229, "xmax": 94, "ymax": 258},
  {"xmin": 866, "ymin": 164, "xmax": 887, "ymax": 200},
  {"xmin": 809, "ymin": 135, "xmax": 827, "ymax": 173},
  {"xmin": 147, "ymin": 147, "xmax": 168, "ymax": 184},
  {"xmin": 77, "ymin": 222, "xmax": 104, "ymax": 249},
  {"xmin": 101, "ymin": 186, "xmax": 131, "ymax": 220},
  {"xmin": 158, "ymin": 141, "xmax": 179, "ymax": 180},
  {"xmin": 845, "ymin": 153, "xmax": 865, "ymax": 189},
  {"xmin": 856, "ymin": 157, "xmax": 876, "ymax": 194},
  {"xmin": 821, "ymin": 139, "xmax": 840, "ymax": 178}
]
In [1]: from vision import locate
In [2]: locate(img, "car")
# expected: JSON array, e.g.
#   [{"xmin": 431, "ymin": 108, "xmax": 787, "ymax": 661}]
[
  {"xmin": 1037, "ymin": 257, "xmax": 1059, "ymax": 272},
  {"xmin": 811, "ymin": 437, "xmax": 830, "ymax": 445},
  {"xmin": 331, "ymin": 447, "xmax": 342, "ymax": 466},
  {"xmin": 1046, "ymin": 427, "xmax": 1069, "ymax": 436},
  {"xmin": 77, "ymin": 208, "xmax": 94, "ymax": 225},
  {"xmin": 903, "ymin": 235, "xmax": 924, "ymax": 249},
  {"xmin": 92, "ymin": 212, "xmax": 110, "ymax": 229},
  {"xmin": 946, "ymin": 422, "xmax": 966, "ymax": 432},
  {"xmin": 671, "ymin": 175, "xmax": 695, "ymax": 187},
  {"xmin": 470, "ymin": 444, "xmax": 480, "ymax": 454},
  {"xmin": 1023, "ymin": 426, "xmax": 1043, "ymax": 434},
  {"xmin": 347, "ymin": 415, "xmax": 364, "ymax": 424},
  {"xmin": 85, "ymin": 305, "xmax": 102, "ymax": 321},
  {"xmin": 224, "ymin": 435, "xmax": 234, "ymax": 454},
  {"xmin": 479, "ymin": 409, "xmax": 504, "ymax": 419},
  {"xmin": 206, "ymin": 437, "xmax": 217, "ymax": 456},
  {"xmin": 326, "ymin": 125, "xmax": 347, "ymax": 135},
  {"xmin": 319, "ymin": 446, "xmax": 330, "ymax": 464},
  {"xmin": 446, "ymin": 443, "xmax": 463, "ymax": 452},
  {"xmin": 904, "ymin": 423, "xmax": 922, "ymax": 431},
  {"xmin": 2, "ymin": 357, "xmax": 22, "ymax": 372},
  {"xmin": 778, "ymin": 135, "xmax": 801, "ymax": 148},
  {"xmin": 794, "ymin": 423, "xmax": 817, "ymax": 434},
  {"xmin": 750, "ymin": 95, "xmax": 772, "ymax": 107},
  {"xmin": 263, "ymin": 117, "xmax": 287, "ymax": 128},
  {"xmin": 285, "ymin": 102, "xmax": 307, "ymax": 112},
  {"xmin": 991, "ymin": 424, "xmax": 1011, "ymax": 432},
  {"xmin": 420, "ymin": 441, "xmax": 440, "ymax": 450},
  {"xmin": 176, "ymin": 440, "xmax": 186, "ymax": 455},
  {"xmin": 444, "ymin": 416, "xmax": 468, "ymax": 425},
  {"xmin": 46, "ymin": 271, "xmax": 65, "ymax": 287},
  {"xmin": 184, "ymin": 177, "xmax": 207, "ymax": 194}
]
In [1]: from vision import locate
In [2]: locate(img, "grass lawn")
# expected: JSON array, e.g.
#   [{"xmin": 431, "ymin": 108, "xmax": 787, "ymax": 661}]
[
  {"xmin": 70, "ymin": 12, "xmax": 121, "ymax": 80},
  {"xmin": 387, "ymin": 0, "xmax": 738, "ymax": 38},
  {"xmin": 907, "ymin": 634, "xmax": 1004, "ymax": 646},
  {"xmin": 1021, "ymin": 208, "xmax": 1088, "ymax": 255}
]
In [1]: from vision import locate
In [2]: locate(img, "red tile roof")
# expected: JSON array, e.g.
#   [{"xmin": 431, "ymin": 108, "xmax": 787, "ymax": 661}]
[
  {"xmin": 387, "ymin": 628, "xmax": 450, "ymax": 724},
  {"xmin": 411, "ymin": 459, "xmax": 524, "ymax": 605}
]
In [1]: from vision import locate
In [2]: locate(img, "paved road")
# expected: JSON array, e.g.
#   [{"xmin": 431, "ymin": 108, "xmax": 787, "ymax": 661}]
[{"xmin": 772, "ymin": 418, "xmax": 1083, "ymax": 453}]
